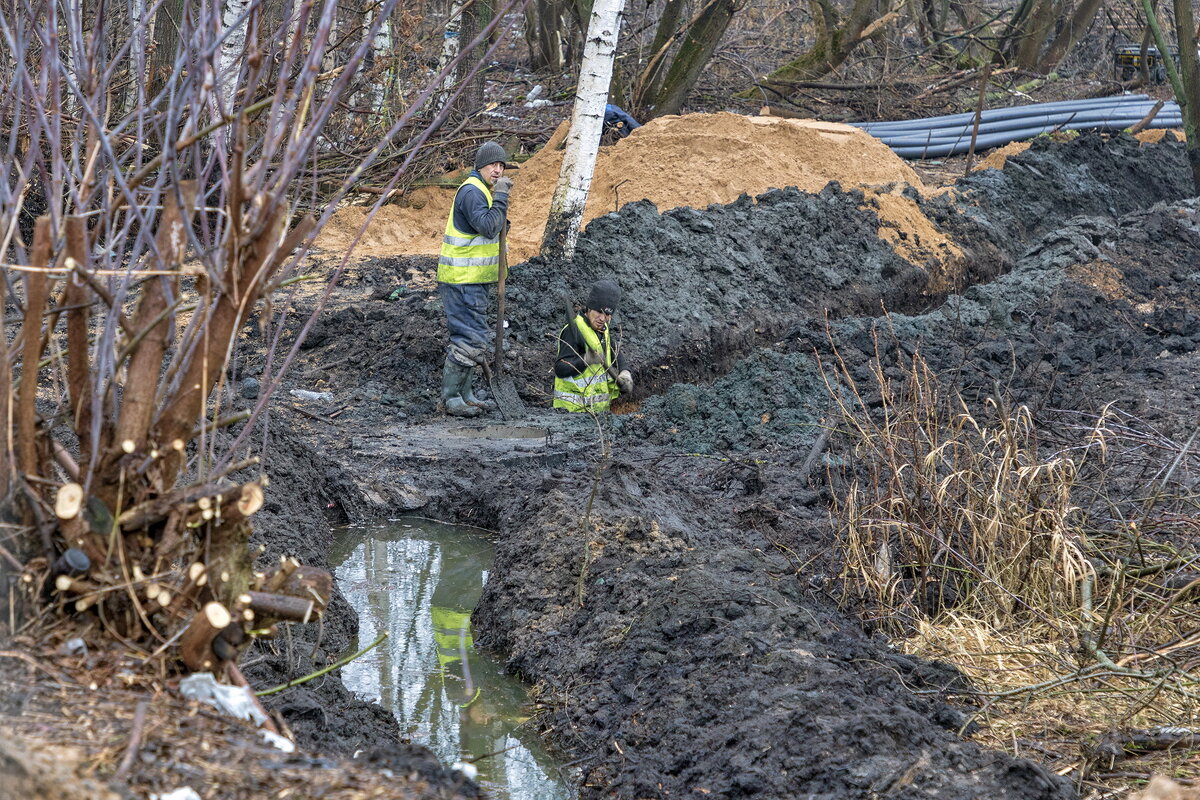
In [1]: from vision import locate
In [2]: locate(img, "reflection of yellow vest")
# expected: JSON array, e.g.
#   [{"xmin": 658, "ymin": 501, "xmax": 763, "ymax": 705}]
[
  {"xmin": 431, "ymin": 605, "xmax": 481, "ymax": 707},
  {"xmin": 437, "ymin": 176, "xmax": 500, "ymax": 284},
  {"xmin": 431, "ymin": 606, "xmax": 473, "ymax": 669},
  {"xmin": 553, "ymin": 315, "xmax": 618, "ymax": 413}
]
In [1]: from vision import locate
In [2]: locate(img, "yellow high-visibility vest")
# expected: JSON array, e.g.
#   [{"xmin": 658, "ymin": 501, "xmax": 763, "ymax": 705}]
[
  {"xmin": 553, "ymin": 315, "xmax": 618, "ymax": 413},
  {"xmin": 437, "ymin": 176, "xmax": 500, "ymax": 284}
]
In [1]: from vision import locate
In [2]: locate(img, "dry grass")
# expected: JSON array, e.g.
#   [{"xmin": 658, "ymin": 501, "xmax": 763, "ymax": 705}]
[{"xmin": 825, "ymin": 328, "xmax": 1200, "ymax": 794}]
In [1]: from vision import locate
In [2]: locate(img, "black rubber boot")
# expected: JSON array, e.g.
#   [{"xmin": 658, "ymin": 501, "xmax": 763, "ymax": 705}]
[
  {"xmin": 441, "ymin": 358, "xmax": 480, "ymax": 418},
  {"xmin": 461, "ymin": 368, "xmax": 497, "ymax": 412}
]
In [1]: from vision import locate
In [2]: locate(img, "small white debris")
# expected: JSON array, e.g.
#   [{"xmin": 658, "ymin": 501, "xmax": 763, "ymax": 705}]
[
  {"xmin": 151, "ymin": 789, "xmax": 202, "ymax": 800},
  {"xmin": 59, "ymin": 638, "xmax": 87, "ymax": 656},
  {"xmin": 451, "ymin": 760, "xmax": 479, "ymax": 780},
  {"xmin": 260, "ymin": 729, "xmax": 295, "ymax": 753}
]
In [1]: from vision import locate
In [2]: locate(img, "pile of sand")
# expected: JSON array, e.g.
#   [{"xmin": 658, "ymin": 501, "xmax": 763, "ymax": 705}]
[{"xmin": 315, "ymin": 111, "xmax": 960, "ymax": 265}]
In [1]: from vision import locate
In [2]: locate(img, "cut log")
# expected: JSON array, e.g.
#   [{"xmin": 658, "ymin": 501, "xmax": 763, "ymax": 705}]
[
  {"xmin": 262, "ymin": 556, "xmax": 301, "ymax": 592},
  {"xmin": 180, "ymin": 602, "xmax": 233, "ymax": 671},
  {"xmin": 246, "ymin": 591, "xmax": 316, "ymax": 623},
  {"xmin": 54, "ymin": 575, "xmax": 99, "ymax": 595},
  {"xmin": 236, "ymin": 483, "xmax": 263, "ymax": 517},
  {"xmin": 278, "ymin": 566, "xmax": 332, "ymax": 616},
  {"xmin": 54, "ymin": 483, "xmax": 84, "ymax": 520}
]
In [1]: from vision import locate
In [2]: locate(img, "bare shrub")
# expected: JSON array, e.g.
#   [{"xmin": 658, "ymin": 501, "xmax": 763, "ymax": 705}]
[{"xmin": 0, "ymin": 0, "xmax": 517, "ymax": 670}]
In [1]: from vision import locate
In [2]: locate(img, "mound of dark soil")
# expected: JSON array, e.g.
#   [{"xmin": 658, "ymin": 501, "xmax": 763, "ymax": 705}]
[
  {"xmin": 618, "ymin": 138, "xmax": 1200, "ymax": 456},
  {"xmin": 513, "ymin": 187, "xmax": 929, "ymax": 395},
  {"xmin": 475, "ymin": 461, "xmax": 1072, "ymax": 800},
  {"xmin": 921, "ymin": 132, "xmax": 1194, "ymax": 279}
]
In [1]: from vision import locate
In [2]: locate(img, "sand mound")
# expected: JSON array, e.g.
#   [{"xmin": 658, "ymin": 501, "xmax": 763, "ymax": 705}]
[
  {"xmin": 316, "ymin": 111, "xmax": 955, "ymax": 264},
  {"xmin": 1136, "ymin": 128, "xmax": 1185, "ymax": 144},
  {"xmin": 972, "ymin": 141, "xmax": 1032, "ymax": 172}
]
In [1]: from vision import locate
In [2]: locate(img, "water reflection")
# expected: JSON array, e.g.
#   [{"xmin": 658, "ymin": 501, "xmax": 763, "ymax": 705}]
[{"xmin": 331, "ymin": 519, "xmax": 575, "ymax": 800}]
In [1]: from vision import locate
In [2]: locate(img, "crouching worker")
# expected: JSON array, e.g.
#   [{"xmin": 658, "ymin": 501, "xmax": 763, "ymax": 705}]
[
  {"xmin": 437, "ymin": 141, "xmax": 515, "ymax": 417},
  {"xmin": 553, "ymin": 279, "xmax": 633, "ymax": 413}
]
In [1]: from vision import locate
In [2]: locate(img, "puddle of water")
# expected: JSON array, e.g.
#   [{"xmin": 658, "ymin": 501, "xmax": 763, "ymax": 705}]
[{"xmin": 331, "ymin": 519, "xmax": 575, "ymax": 800}]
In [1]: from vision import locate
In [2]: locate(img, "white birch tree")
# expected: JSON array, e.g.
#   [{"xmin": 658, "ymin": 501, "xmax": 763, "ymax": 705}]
[
  {"xmin": 372, "ymin": 10, "xmax": 392, "ymax": 111},
  {"xmin": 435, "ymin": 0, "xmax": 466, "ymax": 110},
  {"xmin": 540, "ymin": 0, "xmax": 626, "ymax": 261},
  {"xmin": 219, "ymin": 0, "xmax": 253, "ymax": 111}
]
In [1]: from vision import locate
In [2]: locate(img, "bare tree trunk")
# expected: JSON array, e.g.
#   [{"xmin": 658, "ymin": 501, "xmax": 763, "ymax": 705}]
[
  {"xmin": 453, "ymin": 0, "xmax": 488, "ymax": 117},
  {"xmin": 632, "ymin": 0, "xmax": 685, "ymax": 115},
  {"xmin": 1141, "ymin": 0, "xmax": 1200, "ymax": 190},
  {"xmin": 148, "ymin": 0, "xmax": 186, "ymax": 98},
  {"xmin": 1171, "ymin": 0, "xmax": 1200, "ymax": 189},
  {"xmin": 738, "ymin": 0, "xmax": 888, "ymax": 99},
  {"xmin": 526, "ymin": 0, "xmax": 566, "ymax": 70},
  {"xmin": 541, "ymin": 0, "xmax": 626, "ymax": 261},
  {"xmin": 1036, "ymin": 0, "xmax": 1102, "ymax": 72},
  {"xmin": 642, "ymin": 0, "xmax": 734, "ymax": 117},
  {"xmin": 1012, "ymin": 0, "xmax": 1056, "ymax": 71}
]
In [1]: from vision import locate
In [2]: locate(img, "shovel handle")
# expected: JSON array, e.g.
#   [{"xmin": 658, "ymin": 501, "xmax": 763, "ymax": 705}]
[{"xmin": 494, "ymin": 225, "xmax": 508, "ymax": 372}]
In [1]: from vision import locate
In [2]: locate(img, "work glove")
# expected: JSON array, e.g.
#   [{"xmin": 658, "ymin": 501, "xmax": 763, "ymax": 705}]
[
  {"xmin": 493, "ymin": 176, "xmax": 513, "ymax": 197},
  {"xmin": 616, "ymin": 370, "xmax": 633, "ymax": 394},
  {"xmin": 582, "ymin": 349, "xmax": 605, "ymax": 366}
]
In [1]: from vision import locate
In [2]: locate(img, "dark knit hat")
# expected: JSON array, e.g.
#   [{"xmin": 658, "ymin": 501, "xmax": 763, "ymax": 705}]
[
  {"xmin": 587, "ymin": 279, "xmax": 622, "ymax": 314},
  {"xmin": 474, "ymin": 141, "xmax": 516, "ymax": 170}
]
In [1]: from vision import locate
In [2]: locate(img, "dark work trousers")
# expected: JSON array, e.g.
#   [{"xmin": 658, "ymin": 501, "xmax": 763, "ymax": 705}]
[{"xmin": 438, "ymin": 281, "xmax": 491, "ymax": 361}]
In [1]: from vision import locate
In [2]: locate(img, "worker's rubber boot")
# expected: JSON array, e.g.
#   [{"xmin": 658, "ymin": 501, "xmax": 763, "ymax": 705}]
[
  {"xmin": 441, "ymin": 358, "xmax": 480, "ymax": 418},
  {"xmin": 461, "ymin": 368, "xmax": 496, "ymax": 412}
]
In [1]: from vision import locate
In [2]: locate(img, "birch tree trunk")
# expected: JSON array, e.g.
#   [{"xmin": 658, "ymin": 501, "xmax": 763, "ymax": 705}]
[
  {"xmin": 436, "ymin": 0, "xmax": 466, "ymax": 109},
  {"xmin": 369, "ymin": 6, "xmax": 393, "ymax": 112},
  {"xmin": 219, "ymin": 0, "xmax": 253, "ymax": 111},
  {"xmin": 540, "ymin": 0, "xmax": 626, "ymax": 261}
]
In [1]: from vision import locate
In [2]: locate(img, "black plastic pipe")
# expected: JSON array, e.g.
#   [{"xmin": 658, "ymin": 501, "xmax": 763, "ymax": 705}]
[
  {"xmin": 872, "ymin": 111, "xmax": 1183, "ymax": 145},
  {"xmin": 853, "ymin": 95, "xmax": 1157, "ymax": 132},
  {"xmin": 888, "ymin": 118, "xmax": 1180, "ymax": 158},
  {"xmin": 862, "ymin": 103, "xmax": 1171, "ymax": 137},
  {"xmin": 853, "ymin": 94, "xmax": 1184, "ymax": 158}
]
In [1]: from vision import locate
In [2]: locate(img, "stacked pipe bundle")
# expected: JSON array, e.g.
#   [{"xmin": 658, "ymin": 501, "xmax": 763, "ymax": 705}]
[{"xmin": 852, "ymin": 94, "xmax": 1181, "ymax": 158}]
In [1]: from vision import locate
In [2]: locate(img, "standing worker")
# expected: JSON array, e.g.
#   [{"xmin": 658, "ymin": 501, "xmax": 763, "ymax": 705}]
[
  {"xmin": 553, "ymin": 279, "xmax": 633, "ymax": 413},
  {"xmin": 437, "ymin": 141, "xmax": 515, "ymax": 417}
]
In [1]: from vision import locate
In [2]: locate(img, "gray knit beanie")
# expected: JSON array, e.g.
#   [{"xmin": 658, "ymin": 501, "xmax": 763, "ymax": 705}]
[
  {"xmin": 474, "ymin": 141, "xmax": 511, "ymax": 170},
  {"xmin": 587, "ymin": 280, "xmax": 622, "ymax": 314}
]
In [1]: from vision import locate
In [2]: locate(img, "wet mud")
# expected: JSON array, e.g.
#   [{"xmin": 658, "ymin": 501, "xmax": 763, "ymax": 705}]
[{"xmin": 244, "ymin": 131, "xmax": 1200, "ymax": 798}]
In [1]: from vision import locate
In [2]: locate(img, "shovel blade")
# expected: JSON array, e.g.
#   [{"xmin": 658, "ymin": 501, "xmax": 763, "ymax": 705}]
[{"xmin": 486, "ymin": 368, "xmax": 526, "ymax": 420}]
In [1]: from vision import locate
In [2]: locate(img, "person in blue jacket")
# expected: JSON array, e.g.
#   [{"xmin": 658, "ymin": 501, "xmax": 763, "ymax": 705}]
[{"xmin": 603, "ymin": 104, "xmax": 641, "ymax": 140}]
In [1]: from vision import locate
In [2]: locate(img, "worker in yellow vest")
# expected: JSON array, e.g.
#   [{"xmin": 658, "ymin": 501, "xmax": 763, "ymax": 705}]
[
  {"xmin": 437, "ymin": 141, "xmax": 515, "ymax": 417},
  {"xmin": 553, "ymin": 280, "xmax": 633, "ymax": 412}
]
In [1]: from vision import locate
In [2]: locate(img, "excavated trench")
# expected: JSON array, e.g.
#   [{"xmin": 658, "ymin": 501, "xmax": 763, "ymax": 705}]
[{"xmin": 244, "ymin": 131, "xmax": 1200, "ymax": 799}]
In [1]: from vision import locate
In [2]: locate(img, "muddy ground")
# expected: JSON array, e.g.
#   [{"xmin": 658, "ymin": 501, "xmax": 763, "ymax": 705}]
[
  {"xmin": 191, "ymin": 130, "xmax": 1200, "ymax": 799},
  {"xmin": 8, "ymin": 131, "xmax": 1195, "ymax": 797}
]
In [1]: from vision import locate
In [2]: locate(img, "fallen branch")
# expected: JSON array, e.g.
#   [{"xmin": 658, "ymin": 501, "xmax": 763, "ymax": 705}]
[
  {"xmin": 257, "ymin": 632, "xmax": 388, "ymax": 696},
  {"xmin": 112, "ymin": 699, "xmax": 148, "ymax": 781},
  {"xmin": 227, "ymin": 662, "xmax": 282, "ymax": 737},
  {"xmin": 1129, "ymin": 99, "xmax": 1166, "ymax": 135},
  {"xmin": 246, "ymin": 591, "xmax": 316, "ymax": 623}
]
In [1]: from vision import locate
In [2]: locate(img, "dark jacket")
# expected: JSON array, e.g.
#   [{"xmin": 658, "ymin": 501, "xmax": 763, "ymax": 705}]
[
  {"xmin": 555, "ymin": 317, "xmax": 628, "ymax": 378},
  {"xmin": 452, "ymin": 170, "xmax": 509, "ymax": 239}
]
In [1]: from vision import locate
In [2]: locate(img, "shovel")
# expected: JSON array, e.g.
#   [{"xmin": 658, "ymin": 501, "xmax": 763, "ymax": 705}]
[{"xmin": 484, "ymin": 226, "xmax": 526, "ymax": 420}]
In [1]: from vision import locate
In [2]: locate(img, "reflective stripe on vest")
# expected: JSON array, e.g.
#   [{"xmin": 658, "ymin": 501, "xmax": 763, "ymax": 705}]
[
  {"xmin": 437, "ymin": 176, "xmax": 500, "ymax": 284},
  {"xmin": 553, "ymin": 315, "xmax": 618, "ymax": 413},
  {"xmin": 431, "ymin": 606, "xmax": 473, "ymax": 669}
]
